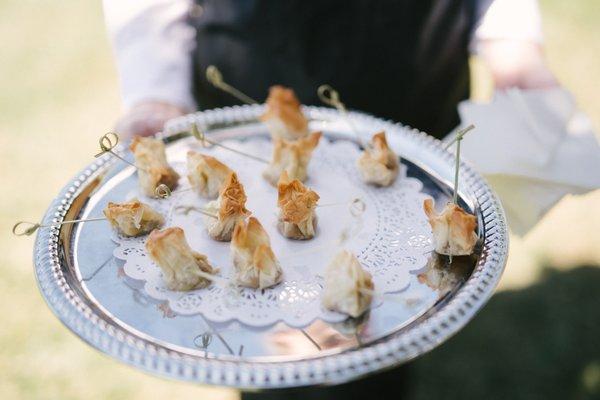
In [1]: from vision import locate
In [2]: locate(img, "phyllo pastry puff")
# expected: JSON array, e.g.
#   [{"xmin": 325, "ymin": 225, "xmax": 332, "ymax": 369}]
[
  {"xmin": 204, "ymin": 172, "xmax": 251, "ymax": 241},
  {"xmin": 130, "ymin": 136, "xmax": 180, "ymax": 197},
  {"xmin": 146, "ymin": 227, "xmax": 217, "ymax": 291},
  {"xmin": 321, "ymin": 250, "xmax": 374, "ymax": 318},
  {"xmin": 357, "ymin": 131, "xmax": 399, "ymax": 187},
  {"xmin": 187, "ymin": 151, "xmax": 232, "ymax": 199},
  {"xmin": 423, "ymin": 198, "xmax": 478, "ymax": 256},
  {"xmin": 277, "ymin": 171, "xmax": 319, "ymax": 240},
  {"xmin": 263, "ymin": 131, "xmax": 322, "ymax": 186},
  {"xmin": 260, "ymin": 85, "xmax": 308, "ymax": 140},
  {"xmin": 231, "ymin": 217, "xmax": 283, "ymax": 289},
  {"xmin": 103, "ymin": 198, "xmax": 164, "ymax": 237}
]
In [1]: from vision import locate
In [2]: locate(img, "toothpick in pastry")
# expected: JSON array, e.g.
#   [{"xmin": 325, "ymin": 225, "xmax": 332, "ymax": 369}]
[
  {"xmin": 186, "ymin": 151, "xmax": 233, "ymax": 199},
  {"xmin": 204, "ymin": 172, "xmax": 251, "ymax": 241},
  {"xmin": 423, "ymin": 198, "xmax": 478, "ymax": 256},
  {"xmin": 357, "ymin": 131, "xmax": 399, "ymax": 187},
  {"xmin": 260, "ymin": 85, "xmax": 309, "ymax": 140},
  {"xmin": 231, "ymin": 217, "xmax": 283, "ymax": 289},
  {"xmin": 130, "ymin": 136, "xmax": 180, "ymax": 197},
  {"xmin": 263, "ymin": 131, "xmax": 322, "ymax": 186},
  {"xmin": 321, "ymin": 250, "xmax": 374, "ymax": 318},
  {"xmin": 277, "ymin": 171, "xmax": 319, "ymax": 240},
  {"xmin": 146, "ymin": 227, "xmax": 218, "ymax": 291},
  {"xmin": 103, "ymin": 198, "xmax": 164, "ymax": 237}
]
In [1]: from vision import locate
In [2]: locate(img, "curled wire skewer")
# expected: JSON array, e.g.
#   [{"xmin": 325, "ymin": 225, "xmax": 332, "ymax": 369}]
[
  {"xmin": 155, "ymin": 184, "xmax": 202, "ymax": 200},
  {"xmin": 444, "ymin": 124, "xmax": 475, "ymax": 151},
  {"xmin": 448, "ymin": 124, "xmax": 475, "ymax": 205},
  {"xmin": 190, "ymin": 123, "xmax": 269, "ymax": 164},
  {"xmin": 94, "ymin": 132, "xmax": 145, "ymax": 171},
  {"xmin": 317, "ymin": 198, "xmax": 366, "ymax": 217},
  {"xmin": 154, "ymin": 184, "xmax": 172, "ymax": 199},
  {"xmin": 173, "ymin": 205, "xmax": 218, "ymax": 219},
  {"xmin": 13, "ymin": 217, "xmax": 106, "ymax": 236},
  {"xmin": 206, "ymin": 65, "xmax": 259, "ymax": 105},
  {"xmin": 317, "ymin": 84, "xmax": 363, "ymax": 146}
]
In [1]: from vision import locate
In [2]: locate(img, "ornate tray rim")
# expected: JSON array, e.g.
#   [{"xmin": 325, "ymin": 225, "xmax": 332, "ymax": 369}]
[{"xmin": 33, "ymin": 105, "xmax": 508, "ymax": 389}]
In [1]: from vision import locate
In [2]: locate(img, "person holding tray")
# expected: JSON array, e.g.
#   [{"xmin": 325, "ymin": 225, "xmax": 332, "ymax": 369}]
[
  {"xmin": 103, "ymin": 0, "xmax": 557, "ymax": 140},
  {"xmin": 101, "ymin": 0, "xmax": 558, "ymax": 398}
]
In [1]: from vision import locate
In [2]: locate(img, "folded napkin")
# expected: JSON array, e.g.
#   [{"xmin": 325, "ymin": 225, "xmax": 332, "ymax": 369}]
[{"xmin": 447, "ymin": 88, "xmax": 600, "ymax": 235}]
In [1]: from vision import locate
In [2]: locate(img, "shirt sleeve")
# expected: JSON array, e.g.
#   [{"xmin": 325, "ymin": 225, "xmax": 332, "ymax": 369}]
[
  {"xmin": 471, "ymin": 0, "xmax": 544, "ymax": 53},
  {"xmin": 103, "ymin": 0, "xmax": 196, "ymax": 111}
]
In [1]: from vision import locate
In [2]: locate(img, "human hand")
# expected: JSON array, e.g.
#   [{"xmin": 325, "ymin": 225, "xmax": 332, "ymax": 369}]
[
  {"xmin": 479, "ymin": 40, "xmax": 559, "ymax": 90},
  {"xmin": 114, "ymin": 101, "xmax": 189, "ymax": 139}
]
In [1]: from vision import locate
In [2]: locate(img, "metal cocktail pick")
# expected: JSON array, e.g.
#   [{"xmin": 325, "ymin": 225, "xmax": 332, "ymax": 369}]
[
  {"xmin": 190, "ymin": 123, "xmax": 269, "ymax": 164},
  {"xmin": 317, "ymin": 84, "xmax": 363, "ymax": 146},
  {"xmin": 448, "ymin": 124, "xmax": 475, "ymax": 205},
  {"xmin": 317, "ymin": 197, "xmax": 366, "ymax": 214},
  {"xmin": 447, "ymin": 124, "xmax": 475, "ymax": 263},
  {"xmin": 94, "ymin": 132, "xmax": 146, "ymax": 171},
  {"xmin": 12, "ymin": 217, "xmax": 107, "ymax": 236},
  {"xmin": 153, "ymin": 184, "xmax": 218, "ymax": 219},
  {"xmin": 206, "ymin": 65, "xmax": 259, "ymax": 105}
]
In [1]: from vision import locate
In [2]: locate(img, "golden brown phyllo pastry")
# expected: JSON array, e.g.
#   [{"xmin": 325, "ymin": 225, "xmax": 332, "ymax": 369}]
[
  {"xmin": 145, "ymin": 227, "xmax": 217, "ymax": 291},
  {"xmin": 357, "ymin": 131, "xmax": 399, "ymax": 187},
  {"xmin": 423, "ymin": 198, "xmax": 478, "ymax": 256},
  {"xmin": 263, "ymin": 131, "xmax": 322, "ymax": 186},
  {"xmin": 103, "ymin": 198, "xmax": 164, "ymax": 237},
  {"xmin": 186, "ymin": 151, "xmax": 232, "ymax": 199},
  {"xmin": 321, "ymin": 250, "xmax": 374, "ymax": 318},
  {"xmin": 231, "ymin": 217, "xmax": 283, "ymax": 289},
  {"xmin": 204, "ymin": 172, "xmax": 251, "ymax": 241},
  {"xmin": 277, "ymin": 171, "xmax": 319, "ymax": 240},
  {"xmin": 260, "ymin": 85, "xmax": 309, "ymax": 140},
  {"xmin": 130, "ymin": 136, "xmax": 180, "ymax": 197}
]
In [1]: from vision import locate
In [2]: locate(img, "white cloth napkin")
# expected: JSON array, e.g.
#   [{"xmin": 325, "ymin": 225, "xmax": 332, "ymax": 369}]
[{"xmin": 447, "ymin": 88, "xmax": 600, "ymax": 235}]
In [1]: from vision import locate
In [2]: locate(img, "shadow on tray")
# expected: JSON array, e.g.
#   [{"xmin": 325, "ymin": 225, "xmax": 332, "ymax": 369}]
[{"xmin": 243, "ymin": 265, "xmax": 600, "ymax": 400}]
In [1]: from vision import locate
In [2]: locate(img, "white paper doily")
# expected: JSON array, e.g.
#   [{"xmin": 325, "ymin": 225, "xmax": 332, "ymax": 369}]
[{"xmin": 113, "ymin": 137, "xmax": 433, "ymax": 327}]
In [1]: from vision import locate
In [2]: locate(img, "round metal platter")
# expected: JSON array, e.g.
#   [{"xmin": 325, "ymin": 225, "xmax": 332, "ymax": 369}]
[{"xmin": 33, "ymin": 105, "xmax": 508, "ymax": 389}]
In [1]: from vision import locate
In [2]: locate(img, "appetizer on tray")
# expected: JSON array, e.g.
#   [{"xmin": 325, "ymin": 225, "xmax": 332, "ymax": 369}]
[
  {"xmin": 231, "ymin": 217, "xmax": 283, "ymax": 289},
  {"xmin": 204, "ymin": 172, "xmax": 251, "ymax": 241},
  {"xmin": 130, "ymin": 136, "xmax": 180, "ymax": 197},
  {"xmin": 263, "ymin": 131, "xmax": 322, "ymax": 186},
  {"xmin": 146, "ymin": 227, "xmax": 217, "ymax": 291},
  {"xmin": 321, "ymin": 250, "xmax": 374, "ymax": 318},
  {"xmin": 277, "ymin": 171, "xmax": 319, "ymax": 240},
  {"xmin": 357, "ymin": 131, "xmax": 399, "ymax": 187},
  {"xmin": 260, "ymin": 85, "xmax": 309, "ymax": 141},
  {"xmin": 187, "ymin": 151, "xmax": 233, "ymax": 199},
  {"xmin": 103, "ymin": 198, "xmax": 164, "ymax": 237}
]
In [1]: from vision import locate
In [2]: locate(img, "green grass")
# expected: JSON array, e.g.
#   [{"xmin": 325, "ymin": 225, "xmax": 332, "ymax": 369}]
[{"xmin": 0, "ymin": 1, "xmax": 598, "ymax": 398}]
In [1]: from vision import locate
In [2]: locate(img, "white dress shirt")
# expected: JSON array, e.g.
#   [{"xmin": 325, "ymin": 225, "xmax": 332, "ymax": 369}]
[{"xmin": 103, "ymin": 0, "xmax": 543, "ymax": 111}]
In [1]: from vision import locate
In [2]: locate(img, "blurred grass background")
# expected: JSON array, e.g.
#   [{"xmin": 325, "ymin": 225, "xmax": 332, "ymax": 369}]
[{"xmin": 0, "ymin": 0, "xmax": 598, "ymax": 398}]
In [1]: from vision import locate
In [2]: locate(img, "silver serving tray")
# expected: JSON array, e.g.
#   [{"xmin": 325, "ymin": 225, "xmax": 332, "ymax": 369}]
[{"xmin": 33, "ymin": 105, "xmax": 508, "ymax": 389}]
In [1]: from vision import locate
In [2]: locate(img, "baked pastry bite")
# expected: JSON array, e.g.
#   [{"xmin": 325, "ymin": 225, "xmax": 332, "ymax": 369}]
[
  {"xmin": 263, "ymin": 131, "xmax": 322, "ymax": 186},
  {"xmin": 423, "ymin": 198, "xmax": 478, "ymax": 256},
  {"xmin": 260, "ymin": 85, "xmax": 309, "ymax": 140},
  {"xmin": 146, "ymin": 227, "xmax": 217, "ymax": 291},
  {"xmin": 204, "ymin": 172, "xmax": 251, "ymax": 241},
  {"xmin": 321, "ymin": 250, "xmax": 374, "ymax": 318},
  {"xmin": 130, "ymin": 136, "xmax": 180, "ymax": 197},
  {"xmin": 103, "ymin": 198, "xmax": 164, "ymax": 237},
  {"xmin": 187, "ymin": 151, "xmax": 232, "ymax": 199},
  {"xmin": 231, "ymin": 217, "xmax": 283, "ymax": 289},
  {"xmin": 277, "ymin": 171, "xmax": 319, "ymax": 240},
  {"xmin": 357, "ymin": 131, "xmax": 399, "ymax": 187}
]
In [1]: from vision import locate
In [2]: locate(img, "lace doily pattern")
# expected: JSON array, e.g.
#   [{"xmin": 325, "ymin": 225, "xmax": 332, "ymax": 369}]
[
  {"xmin": 113, "ymin": 138, "xmax": 433, "ymax": 327},
  {"xmin": 35, "ymin": 104, "xmax": 508, "ymax": 388}
]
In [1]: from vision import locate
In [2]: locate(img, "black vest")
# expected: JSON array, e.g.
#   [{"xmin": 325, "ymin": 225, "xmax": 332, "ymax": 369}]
[{"xmin": 191, "ymin": 0, "xmax": 478, "ymax": 139}]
